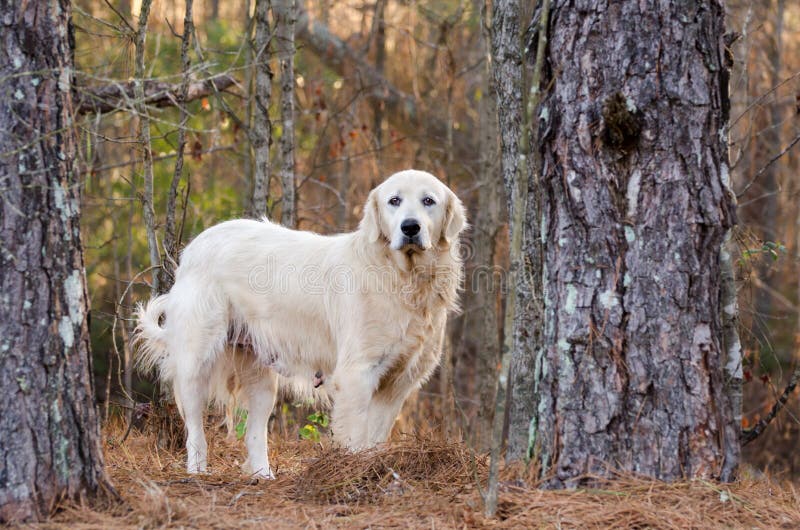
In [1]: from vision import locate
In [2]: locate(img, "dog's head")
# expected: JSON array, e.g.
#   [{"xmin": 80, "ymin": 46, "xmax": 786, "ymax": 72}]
[{"xmin": 360, "ymin": 170, "xmax": 466, "ymax": 253}]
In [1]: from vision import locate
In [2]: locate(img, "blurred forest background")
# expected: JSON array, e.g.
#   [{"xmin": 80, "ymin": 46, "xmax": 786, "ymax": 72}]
[{"xmin": 73, "ymin": 0, "xmax": 800, "ymax": 478}]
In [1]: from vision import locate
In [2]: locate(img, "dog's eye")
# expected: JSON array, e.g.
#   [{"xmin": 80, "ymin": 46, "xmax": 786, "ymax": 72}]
[
  {"xmin": 388, "ymin": 196, "xmax": 402, "ymax": 206},
  {"xmin": 422, "ymin": 196, "xmax": 436, "ymax": 206}
]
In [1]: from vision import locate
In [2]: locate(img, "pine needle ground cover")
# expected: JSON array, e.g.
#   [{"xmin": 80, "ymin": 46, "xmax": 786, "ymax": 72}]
[{"xmin": 29, "ymin": 423, "xmax": 800, "ymax": 529}]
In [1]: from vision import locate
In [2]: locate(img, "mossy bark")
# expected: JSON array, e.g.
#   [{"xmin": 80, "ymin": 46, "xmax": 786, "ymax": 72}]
[
  {"xmin": 533, "ymin": 0, "xmax": 737, "ymax": 485},
  {"xmin": 0, "ymin": 0, "xmax": 111, "ymax": 521}
]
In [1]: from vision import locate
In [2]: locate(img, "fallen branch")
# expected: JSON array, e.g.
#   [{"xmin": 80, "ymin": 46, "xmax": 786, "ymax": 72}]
[
  {"xmin": 741, "ymin": 365, "xmax": 800, "ymax": 445},
  {"xmin": 74, "ymin": 74, "xmax": 236, "ymax": 115}
]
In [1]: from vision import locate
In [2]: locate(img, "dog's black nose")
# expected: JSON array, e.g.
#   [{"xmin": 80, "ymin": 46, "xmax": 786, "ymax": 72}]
[{"xmin": 400, "ymin": 219, "xmax": 421, "ymax": 237}]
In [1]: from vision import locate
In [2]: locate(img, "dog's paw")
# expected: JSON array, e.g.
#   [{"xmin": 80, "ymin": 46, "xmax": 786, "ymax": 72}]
[
  {"xmin": 242, "ymin": 460, "xmax": 275, "ymax": 480},
  {"xmin": 252, "ymin": 468, "xmax": 275, "ymax": 481}
]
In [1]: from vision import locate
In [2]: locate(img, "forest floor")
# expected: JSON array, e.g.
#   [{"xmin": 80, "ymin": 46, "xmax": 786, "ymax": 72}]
[{"xmin": 29, "ymin": 421, "xmax": 800, "ymax": 529}]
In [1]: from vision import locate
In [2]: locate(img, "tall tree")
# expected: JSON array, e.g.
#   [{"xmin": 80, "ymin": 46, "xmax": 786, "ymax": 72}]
[
  {"xmin": 0, "ymin": 0, "xmax": 111, "ymax": 521},
  {"xmin": 528, "ymin": 0, "xmax": 738, "ymax": 485}
]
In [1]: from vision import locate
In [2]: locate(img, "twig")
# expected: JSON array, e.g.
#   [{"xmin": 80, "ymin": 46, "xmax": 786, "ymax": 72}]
[
  {"xmin": 729, "ymin": 68, "xmax": 800, "ymax": 130},
  {"xmin": 737, "ymin": 132, "xmax": 800, "ymax": 198},
  {"xmin": 102, "ymin": 0, "xmax": 135, "ymax": 34},
  {"xmin": 111, "ymin": 265, "xmax": 159, "ymax": 424},
  {"xmin": 741, "ymin": 365, "xmax": 800, "ymax": 445},
  {"xmin": 78, "ymin": 144, "xmax": 235, "ymax": 175}
]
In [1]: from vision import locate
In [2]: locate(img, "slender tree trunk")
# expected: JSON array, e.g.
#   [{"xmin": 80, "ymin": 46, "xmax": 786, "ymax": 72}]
[
  {"xmin": 275, "ymin": 0, "xmax": 296, "ymax": 227},
  {"xmin": 464, "ymin": 0, "xmax": 502, "ymax": 451},
  {"xmin": 134, "ymin": 0, "xmax": 160, "ymax": 297},
  {"xmin": 160, "ymin": 0, "xmax": 193, "ymax": 293},
  {"xmin": 533, "ymin": 0, "xmax": 737, "ymax": 486},
  {"xmin": 243, "ymin": 0, "xmax": 255, "ymax": 212},
  {"xmin": 505, "ymin": 1, "xmax": 546, "ymax": 463},
  {"xmin": 372, "ymin": 0, "xmax": 387, "ymax": 173},
  {"xmin": 0, "ymin": 0, "xmax": 111, "ymax": 521},
  {"xmin": 250, "ymin": 0, "xmax": 273, "ymax": 218},
  {"xmin": 487, "ymin": 0, "xmax": 548, "ymax": 514},
  {"xmin": 208, "ymin": 0, "xmax": 220, "ymax": 20}
]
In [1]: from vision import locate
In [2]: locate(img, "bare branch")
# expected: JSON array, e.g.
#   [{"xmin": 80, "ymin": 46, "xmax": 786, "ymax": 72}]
[
  {"xmin": 741, "ymin": 366, "xmax": 800, "ymax": 446},
  {"xmin": 737, "ymin": 132, "xmax": 800, "ymax": 198},
  {"xmin": 74, "ymin": 74, "xmax": 235, "ymax": 115}
]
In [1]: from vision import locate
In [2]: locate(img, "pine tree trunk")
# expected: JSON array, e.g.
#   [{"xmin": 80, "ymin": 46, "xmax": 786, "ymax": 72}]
[
  {"xmin": 533, "ymin": 0, "xmax": 737, "ymax": 485},
  {"xmin": 0, "ymin": 0, "xmax": 111, "ymax": 521}
]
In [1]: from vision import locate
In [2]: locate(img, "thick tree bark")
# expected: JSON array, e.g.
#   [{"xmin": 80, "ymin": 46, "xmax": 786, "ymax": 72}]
[
  {"xmin": 533, "ymin": 0, "xmax": 737, "ymax": 486},
  {"xmin": 0, "ymin": 0, "xmax": 111, "ymax": 521}
]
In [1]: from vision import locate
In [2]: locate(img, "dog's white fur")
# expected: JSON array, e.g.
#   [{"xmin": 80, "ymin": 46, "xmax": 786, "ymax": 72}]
[{"xmin": 134, "ymin": 170, "xmax": 466, "ymax": 478}]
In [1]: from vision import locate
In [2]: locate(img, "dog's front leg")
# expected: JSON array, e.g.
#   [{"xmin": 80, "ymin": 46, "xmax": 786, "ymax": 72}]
[
  {"xmin": 366, "ymin": 390, "xmax": 409, "ymax": 446},
  {"xmin": 329, "ymin": 362, "xmax": 376, "ymax": 450}
]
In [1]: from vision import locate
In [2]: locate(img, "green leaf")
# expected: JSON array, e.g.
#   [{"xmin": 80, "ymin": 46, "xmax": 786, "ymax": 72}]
[
  {"xmin": 233, "ymin": 408, "xmax": 248, "ymax": 440},
  {"xmin": 307, "ymin": 411, "xmax": 329, "ymax": 428},
  {"xmin": 299, "ymin": 424, "xmax": 320, "ymax": 442}
]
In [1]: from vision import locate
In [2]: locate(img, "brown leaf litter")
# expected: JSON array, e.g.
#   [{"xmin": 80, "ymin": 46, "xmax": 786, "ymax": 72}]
[{"xmin": 20, "ymin": 422, "xmax": 800, "ymax": 529}]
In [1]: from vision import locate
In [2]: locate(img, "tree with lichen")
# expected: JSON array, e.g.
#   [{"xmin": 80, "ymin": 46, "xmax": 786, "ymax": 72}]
[
  {"xmin": 0, "ymin": 0, "xmax": 112, "ymax": 522},
  {"xmin": 518, "ymin": 0, "xmax": 739, "ymax": 485}
]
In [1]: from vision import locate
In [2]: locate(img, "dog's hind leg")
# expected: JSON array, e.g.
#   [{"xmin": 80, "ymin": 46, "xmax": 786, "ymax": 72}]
[
  {"xmin": 174, "ymin": 372, "xmax": 210, "ymax": 474},
  {"xmin": 240, "ymin": 367, "xmax": 278, "ymax": 479}
]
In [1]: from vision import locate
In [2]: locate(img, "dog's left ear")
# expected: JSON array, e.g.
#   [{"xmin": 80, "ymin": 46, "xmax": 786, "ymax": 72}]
[
  {"xmin": 359, "ymin": 189, "xmax": 382, "ymax": 243},
  {"xmin": 443, "ymin": 190, "xmax": 466, "ymax": 243}
]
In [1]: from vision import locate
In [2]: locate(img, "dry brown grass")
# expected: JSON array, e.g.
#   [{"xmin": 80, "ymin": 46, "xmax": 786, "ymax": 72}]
[{"xmin": 24, "ymin": 421, "xmax": 800, "ymax": 529}]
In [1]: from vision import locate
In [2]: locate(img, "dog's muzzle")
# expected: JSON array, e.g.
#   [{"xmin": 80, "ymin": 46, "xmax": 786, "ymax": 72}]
[{"xmin": 400, "ymin": 219, "xmax": 423, "ymax": 249}]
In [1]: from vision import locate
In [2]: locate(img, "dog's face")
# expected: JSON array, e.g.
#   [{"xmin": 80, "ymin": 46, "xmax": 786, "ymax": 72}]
[{"xmin": 360, "ymin": 170, "xmax": 466, "ymax": 252}]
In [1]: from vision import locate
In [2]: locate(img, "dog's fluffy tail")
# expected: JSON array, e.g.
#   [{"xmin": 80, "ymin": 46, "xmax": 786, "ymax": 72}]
[{"xmin": 132, "ymin": 294, "xmax": 171, "ymax": 376}]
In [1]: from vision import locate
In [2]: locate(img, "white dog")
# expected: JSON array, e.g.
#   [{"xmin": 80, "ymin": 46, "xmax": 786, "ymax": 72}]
[{"xmin": 134, "ymin": 170, "xmax": 466, "ymax": 478}]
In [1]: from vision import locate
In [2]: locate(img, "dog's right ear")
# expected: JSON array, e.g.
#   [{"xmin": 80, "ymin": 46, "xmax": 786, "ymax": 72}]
[{"xmin": 359, "ymin": 189, "xmax": 382, "ymax": 243}]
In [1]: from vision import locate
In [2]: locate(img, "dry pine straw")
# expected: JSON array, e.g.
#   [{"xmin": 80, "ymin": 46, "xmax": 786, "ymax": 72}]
[{"xmin": 23, "ymin": 423, "xmax": 800, "ymax": 529}]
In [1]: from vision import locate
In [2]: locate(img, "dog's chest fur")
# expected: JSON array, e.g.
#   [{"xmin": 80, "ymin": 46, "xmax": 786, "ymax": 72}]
[{"xmin": 367, "ymin": 257, "xmax": 458, "ymax": 396}]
